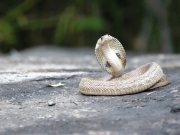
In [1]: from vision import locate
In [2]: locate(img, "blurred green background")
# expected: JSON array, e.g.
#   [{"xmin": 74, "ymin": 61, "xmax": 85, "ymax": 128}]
[{"xmin": 0, "ymin": 0, "xmax": 180, "ymax": 53}]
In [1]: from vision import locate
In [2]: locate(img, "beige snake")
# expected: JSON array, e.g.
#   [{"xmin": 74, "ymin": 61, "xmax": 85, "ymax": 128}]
[{"xmin": 79, "ymin": 35, "xmax": 170, "ymax": 95}]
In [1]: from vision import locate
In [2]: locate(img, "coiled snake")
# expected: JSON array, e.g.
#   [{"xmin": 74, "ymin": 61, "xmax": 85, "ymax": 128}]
[{"xmin": 79, "ymin": 35, "xmax": 170, "ymax": 95}]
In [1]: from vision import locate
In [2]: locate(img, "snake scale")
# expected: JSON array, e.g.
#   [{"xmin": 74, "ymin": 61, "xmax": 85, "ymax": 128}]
[{"xmin": 79, "ymin": 34, "xmax": 170, "ymax": 95}]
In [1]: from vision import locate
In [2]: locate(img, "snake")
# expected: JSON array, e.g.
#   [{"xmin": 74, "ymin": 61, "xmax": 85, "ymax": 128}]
[{"xmin": 79, "ymin": 34, "xmax": 170, "ymax": 95}]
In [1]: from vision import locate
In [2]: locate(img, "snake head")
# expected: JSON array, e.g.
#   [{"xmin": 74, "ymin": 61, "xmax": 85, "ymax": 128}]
[{"xmin": 96, "ymin": 34, "xmax": 113, "ymax": 49}]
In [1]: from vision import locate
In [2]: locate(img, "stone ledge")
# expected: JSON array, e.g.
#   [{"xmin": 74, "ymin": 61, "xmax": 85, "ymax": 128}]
[{"xmin": 0, "ymin": 46, "xmax": 180, "ymax": 135}]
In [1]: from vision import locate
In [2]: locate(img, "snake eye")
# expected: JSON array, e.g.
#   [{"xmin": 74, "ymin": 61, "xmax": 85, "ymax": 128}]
[
  {"xmin": 116, "ymin": 53, "xmax": 121, "ymax": 58},
  {"xmin": 105, "ymin": 61, "xmax": 111, "ymax": 68}
]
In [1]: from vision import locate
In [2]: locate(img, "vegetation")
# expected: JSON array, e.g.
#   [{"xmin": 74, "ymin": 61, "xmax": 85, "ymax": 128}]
[{"xmin": 0, "ymin": 0, "xmax": 179, "ymax": 53}]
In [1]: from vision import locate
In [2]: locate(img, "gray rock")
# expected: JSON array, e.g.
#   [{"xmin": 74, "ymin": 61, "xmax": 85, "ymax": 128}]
[
  {"xmin": 0, "ymin": 46, "xmax": 180, "ymax": 135},
  {"xmin": 170, "ymin": 105, "xmax": 180, "ymax": 113},
  {"xmin": 48, "ymin": 100, "xmax": 56, "ymax": 106}
]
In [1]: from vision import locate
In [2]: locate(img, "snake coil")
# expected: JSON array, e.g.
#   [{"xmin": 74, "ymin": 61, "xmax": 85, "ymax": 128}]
[{"xmin": 79, "ymin": 35, "xmax": 170, "ymax": 95}]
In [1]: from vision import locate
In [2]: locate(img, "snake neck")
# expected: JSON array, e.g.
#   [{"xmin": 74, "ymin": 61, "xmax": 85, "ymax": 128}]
[
  {"xmin": 102, "ymin": 45, "xmax": 125, "ymax": 77},
  {"xmin": 95, "ymin": 34, "xmax": 126, "ymax": 78}
]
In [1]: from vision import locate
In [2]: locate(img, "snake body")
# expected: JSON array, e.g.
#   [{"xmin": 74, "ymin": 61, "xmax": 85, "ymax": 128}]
[{"xmin": 79, "ymin": 35, "xmax": 169, "ymax": 95}]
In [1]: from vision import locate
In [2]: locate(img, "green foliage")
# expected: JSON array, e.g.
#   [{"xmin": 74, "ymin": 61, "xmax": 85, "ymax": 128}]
[
  {"xmin": 0, "ymin": 0, "xmax": 108, "ymax": 52},
  {"xmin": 168, "ymin": 0, "xmax": 180, "ymax": 53},
  {"xmin": 0, "ymin": 20, "xmax": 17, "ymax": 44},
  {"xmin": 0, "ymin": 0, "xmax": 179, "ymax": 53}
]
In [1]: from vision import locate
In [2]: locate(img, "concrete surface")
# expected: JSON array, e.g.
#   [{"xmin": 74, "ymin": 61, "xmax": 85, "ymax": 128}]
[{"xmin": 0, "ymin": 46, "xmax": 180, "ymax": 135}]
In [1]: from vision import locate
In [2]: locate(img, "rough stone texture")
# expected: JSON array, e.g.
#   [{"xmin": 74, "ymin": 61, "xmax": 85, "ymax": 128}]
[{"xmin": 0, "ymin": 46, "xmax": 180, "ymax": 135}]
